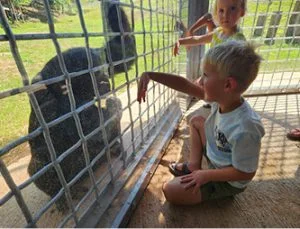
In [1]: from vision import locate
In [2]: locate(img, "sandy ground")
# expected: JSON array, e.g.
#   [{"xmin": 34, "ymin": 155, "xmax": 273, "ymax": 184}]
[{"xmin": 127, "ymin": 95, "xmax": 300, "ymax": 227}]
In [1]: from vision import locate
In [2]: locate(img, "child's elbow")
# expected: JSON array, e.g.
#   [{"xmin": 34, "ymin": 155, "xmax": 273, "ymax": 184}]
[
  {"xmin": 236, "ymin": 168, "xmax": 256, "ymax": 180},
  {"xmin": 244, "ymin": 170, "xmax": 256, "ymax": 180}
]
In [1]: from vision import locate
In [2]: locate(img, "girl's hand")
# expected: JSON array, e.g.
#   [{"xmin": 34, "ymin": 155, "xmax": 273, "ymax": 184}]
[
  {"xmin": 173, "ymin": 41, "xmax": 180, "ymax": 56},
  {"xmin": 180, "ymin": 170, "xmax": 209, "ymax": 194},
  {"xmin": 137, "ymin": 72, "xmax": 150, "ymax": 103},
  {"xmin": 185, "ymin": 29, "xmax": 193, "ymax": 37}
]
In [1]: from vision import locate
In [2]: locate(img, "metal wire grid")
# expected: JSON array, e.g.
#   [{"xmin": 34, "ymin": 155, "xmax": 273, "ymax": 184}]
[
  {"xmin": 243, "ymin": 0, "xmax": 300, "ymax": 93},
  {"xmin": 208, "ymin": 0, "xmax": 300, "ymax": 94},
  {"xmin": 0, "ymin": 0, "xmax": 182, "ymax": 227}
]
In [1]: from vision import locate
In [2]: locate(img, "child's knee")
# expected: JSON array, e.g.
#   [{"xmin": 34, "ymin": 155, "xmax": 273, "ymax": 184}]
[
  {"xmin": 162, "ymin": 182, "xmax": 176, "ymax": 203},
  {"xmin": 162, "ymin": 182, "xmax": 170, "ymax": 200}
]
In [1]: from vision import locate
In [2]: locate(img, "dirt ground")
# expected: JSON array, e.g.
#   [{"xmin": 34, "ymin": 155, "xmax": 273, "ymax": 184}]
[{"xmin": 127, "ymin": 95, "xmax": 300, "ymax": 228}]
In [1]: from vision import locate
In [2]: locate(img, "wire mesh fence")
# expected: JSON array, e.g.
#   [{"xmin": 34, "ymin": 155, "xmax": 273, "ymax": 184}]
[
  {"xmin": 1, "ymin": 0, "xmax": 300, "ymax": 227},
  {"xmin": 0, "ymin": 0, "xmax": 184, "ymax": 227},
  {"xmin": 208, "ymin": 0, "xmax": 300, "ymax": 95},
  {"xmin": 175, "ymin": 0, "xmax": 300, "ymax": 95}
]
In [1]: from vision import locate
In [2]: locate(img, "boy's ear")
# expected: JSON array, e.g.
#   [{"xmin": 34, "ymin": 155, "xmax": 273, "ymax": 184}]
[{"xmin": 224, "ymin": 77, "xmax": 238, "ymax": 92}]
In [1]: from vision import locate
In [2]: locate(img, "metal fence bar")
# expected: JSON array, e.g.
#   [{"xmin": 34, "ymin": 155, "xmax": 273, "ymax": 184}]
[
  {"xmin": 167, "ymin": 0, "xmax": 172, "ymax": 103},
  {"xmin": 265, "ymin": 2, "xmax": 284, "ymax": 87},
  {"xmin": 128, "ymin": 0, "xmax": 145, "ymax": 169},
  {"xmin": 249, "ymin": 0, "xmax": 260, "ymax": 39},
  {"xmin": 74, "ymin": 0, "xmax": 108, "ymax": 202},
  {"xmin": 155, "ymin": 1, "xmax": 161, "ymax": 122},
  {"xmin": 133, "ymin": 0, "xmax": 145, "ymax": 156},
  {"xmin": 253, "ymin": 1, "xmax": 276, "ymax": 91},
  {"xmin": 293, "ymin": 48, "xmax": 300, "ymax": 88},
  {"xmin": 0, "ymin": 63, "xmax": 109, "ymax": 99},
  {"xmin": 103, "ymin": 0, "xmax": 180, "ymax": 18},
  {"xmin": 140, "ymin": 0, "xmax": 151, "ymax": 138},
  {"xmin": 42, "ymin": 0, "xmax": 83, "ymax": 223},
  {"xmin": 100, "ymin": 0, "xmax": 129, "ymax": 173},
  {"xmin": 274, "ymin": 1, "xmax": 295, "ymax": 89},
  {"xmin": 0, "ymin": 30, "xmax": 176, "ymax": 41},
  {"xmin": 115, "ymin": 2, "xmax": 136, "ymax": 164},
  {"xmin": 284, "ymin": 10, "xmax": 300, "ymax": 88},
  {"xmin": 0, "ymin": 127, "xmax": 42, "ymax": 157},
  {"xmin": 161, "ymin": 0, "xmax": 166, "ymax": 116},
  {"xmin": 149, "ymin": 0, "xmax": 157, "ymax": 128}
]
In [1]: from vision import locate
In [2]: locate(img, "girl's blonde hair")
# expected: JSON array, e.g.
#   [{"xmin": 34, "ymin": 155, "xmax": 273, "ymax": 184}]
[
  {"xmin": 202, "ymin": 40, "xmax": 262, "ymax": 93},
  {"xmin": 212, "ymin": 0, "xmax": 247, "ymax": 24}
]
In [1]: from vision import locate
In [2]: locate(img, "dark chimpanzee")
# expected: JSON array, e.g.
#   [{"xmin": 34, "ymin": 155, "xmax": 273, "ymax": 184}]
[{"xmin": 28, "ymin": 3, "xmax": 136, "ymax": 211}]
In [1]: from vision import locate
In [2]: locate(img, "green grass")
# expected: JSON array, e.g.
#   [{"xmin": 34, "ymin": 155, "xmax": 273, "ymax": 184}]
[{"xmin": 1, "ymin": 0, "xmax": 300, "ymax": 154}]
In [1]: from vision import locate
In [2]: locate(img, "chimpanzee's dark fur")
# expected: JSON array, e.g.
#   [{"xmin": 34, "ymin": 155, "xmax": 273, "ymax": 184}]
[{"xmin": 27, "ymin": 3, "xmax": 135, "ymax": 211}]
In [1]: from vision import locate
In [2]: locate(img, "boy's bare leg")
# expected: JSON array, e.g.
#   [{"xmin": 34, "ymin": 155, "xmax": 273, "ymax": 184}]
[
  {"xmin": 189, "ymin": 116, "xmax": 206, "ymax": 169},
  {"xmin": 171, "ymin": 115, "xmax": 206, "ymax": 172},
  {"xmin": 162, "ymin": 177, "xmax": 202, "ymax": 205},
  {"xmin": 163, "ymin": 116, "xmax": 206, "ymax": 204}
]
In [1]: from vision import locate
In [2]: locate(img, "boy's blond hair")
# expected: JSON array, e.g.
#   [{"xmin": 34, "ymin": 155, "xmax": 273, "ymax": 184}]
[
  {"xmin": 212, "ymin": 0, "xmax": 247, "ymax": 23},
  {"xmin": 202, "ymin": 40, "xmax": 262, "ymax": 93}
]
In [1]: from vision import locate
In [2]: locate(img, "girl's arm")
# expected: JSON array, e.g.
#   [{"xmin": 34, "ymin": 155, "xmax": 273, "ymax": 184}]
[
  {"xmin": 187, "ymin": 13, "xmax": 216, "ymax": 35},
  {"xmin": 137, "ymin": 72, "xmax": 204, "ymax": 103},
  {"xmin": 179, "ymin": 32, "xmax": 213, "ymax": 47},
  {"xmin": 173, "ymin": 32, "xmax": 213, "ymax": 56}
]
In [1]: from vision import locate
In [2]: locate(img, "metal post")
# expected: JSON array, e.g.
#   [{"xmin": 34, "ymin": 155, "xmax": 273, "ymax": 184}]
[{"xmin": 181, "ymin": 0, "xmax": 209, "ymax": 110}]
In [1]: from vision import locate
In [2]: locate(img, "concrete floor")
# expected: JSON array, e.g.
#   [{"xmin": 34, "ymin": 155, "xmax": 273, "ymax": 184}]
[{"xmin": 127, "ymin": 94, "xmax": 300, "ymax": 228}]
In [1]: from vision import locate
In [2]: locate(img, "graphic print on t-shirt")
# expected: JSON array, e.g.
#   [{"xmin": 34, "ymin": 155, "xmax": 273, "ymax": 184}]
[{"xmin": 214, "ymin": 125, "xmax": 231, "ymax": 153}]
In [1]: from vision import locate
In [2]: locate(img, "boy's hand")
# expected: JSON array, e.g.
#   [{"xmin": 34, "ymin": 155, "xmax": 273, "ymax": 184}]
[
  {"xmin": 180, "ymin": 170, "xmax": 209, "ymax": 194},
  {"xmin": 137, "ymin": 72, "xmax": 150, "ymax": 103},
  {"xmin": 173, "ymin": 41, "xmax": 180, "ymax": 56}
]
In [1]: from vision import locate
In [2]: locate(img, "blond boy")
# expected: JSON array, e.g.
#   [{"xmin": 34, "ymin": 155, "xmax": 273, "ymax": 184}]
[{"xmin": 137, "ymin": 41, "xmax": 265, "ymax": 204}]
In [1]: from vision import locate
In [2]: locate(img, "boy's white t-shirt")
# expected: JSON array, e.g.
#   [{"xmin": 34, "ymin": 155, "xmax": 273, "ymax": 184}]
[{"xmin": 205, "ymin": 99, "xmax": 265, "ymax": 189}]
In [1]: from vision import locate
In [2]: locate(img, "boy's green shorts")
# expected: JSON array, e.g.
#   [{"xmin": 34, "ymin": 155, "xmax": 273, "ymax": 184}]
[{"xmin": 200, "ymin": 149, "xmax": 245, "ymax": 201}]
